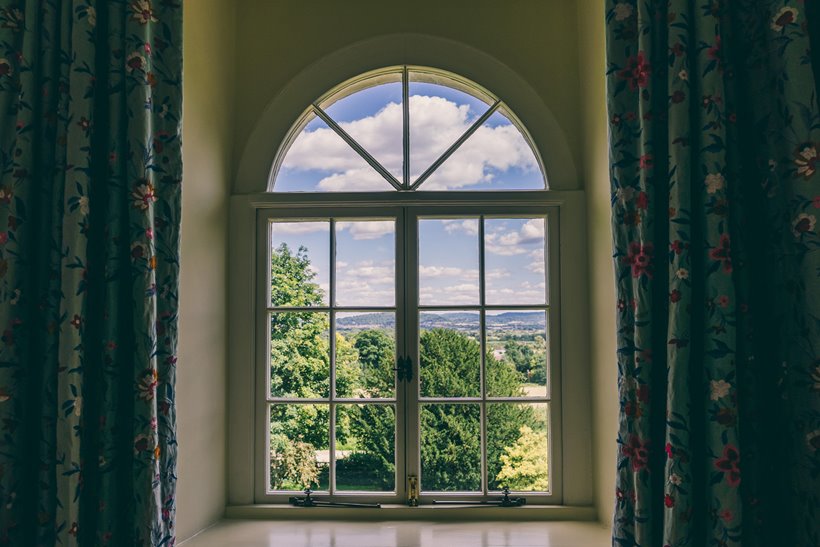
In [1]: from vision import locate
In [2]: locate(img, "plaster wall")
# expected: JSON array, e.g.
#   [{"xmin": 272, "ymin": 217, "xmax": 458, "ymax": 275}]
[
  {"xmin": 232, "ymin": 0, "xmax": 583, "ymax": 185},
  {"xmin": 177, "ymin": 1, "xmax": 236, "ymax": 541},
  {"xmin": 578, "ymin": 0, "xmax": 618, "ymax": 526}
]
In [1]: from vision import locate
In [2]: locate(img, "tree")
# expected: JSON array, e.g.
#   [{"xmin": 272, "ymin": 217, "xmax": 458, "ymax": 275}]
[
  {"xmin": 485, "ymin": 354, "xmax": 539, "ymax": 490},
  {"xmin": 353, "ymin": 329, "xmax": 394, "ymax": 397},
  {"xmin": 503, "ymin": 337, "xmax": 547, "ymax": 386},
  {"xmin": 495, "ymin": 425, "xmax": 549, "ymax": 491},
  {"xmin": 418, "ymin": 329, "xmax": 540, "ymax": 491},
  {"xmin": 268, "ymin": 243, "xmax": 547, "ymax": 493},
  {"xmin": 270, "ymin": 438, "xmax": 320, "ymax": 490},
  {"xmin": 271, "ymin": 242, "xmax": 325, "ymax": 307}
]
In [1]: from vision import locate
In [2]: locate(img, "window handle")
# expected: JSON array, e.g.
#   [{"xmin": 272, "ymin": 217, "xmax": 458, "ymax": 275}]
[{"xmin": 394, "ymin": 356, "xmax": 414, "ymax": 382}]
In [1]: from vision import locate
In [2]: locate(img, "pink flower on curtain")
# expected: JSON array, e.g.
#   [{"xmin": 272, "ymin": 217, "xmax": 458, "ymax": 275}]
[
  {"xmin": 624, "ymin": 241, "xmax": 654, "ymax": 278},
  {"xmin": 622, "ymin": 434, "xmax": 650, "ymax": 471},
  {"xmin": 618, "ymin": 52, "xmax": 651, "ymax": 91},
  {"xmin": 714, "ymin": 444, "xmax": 741, "ymax": 487},
  {"xmin": 708, "ymin": 234, "xmax": 732, "ymax": 273}
]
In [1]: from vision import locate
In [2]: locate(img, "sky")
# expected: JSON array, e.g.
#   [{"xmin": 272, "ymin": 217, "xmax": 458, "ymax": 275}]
[
  {"xmin": 270, "ymin": 216, "xmax": 547, "ymax": 310},
  {"xmin": 275, "ymin": 79, "xmax": 545, "ymax": 192}
]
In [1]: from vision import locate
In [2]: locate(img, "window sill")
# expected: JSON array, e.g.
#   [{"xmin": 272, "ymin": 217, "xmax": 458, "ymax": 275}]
[{"xmin": 225, "ymin": 504, "xmax": 596, "ymax": 522}]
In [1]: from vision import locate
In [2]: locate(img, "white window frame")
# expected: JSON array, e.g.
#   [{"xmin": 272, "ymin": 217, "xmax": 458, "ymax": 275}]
[
  {"xmin": 253, "ymin": 198, "xmax": 563, "ymax": 505},
  {"xmin": 227, "ymin": 62, "xmax": 593, "ymax": 512}
]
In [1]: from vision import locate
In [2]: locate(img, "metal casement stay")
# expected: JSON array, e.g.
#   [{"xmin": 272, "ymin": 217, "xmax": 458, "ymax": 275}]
[
  {"xmin": 289, "ymin": 489, "xmax": 381, "ymax": 509},
  {"xmin": 432, "ymin": 487, "xmax": 526, "ymax": 507}
]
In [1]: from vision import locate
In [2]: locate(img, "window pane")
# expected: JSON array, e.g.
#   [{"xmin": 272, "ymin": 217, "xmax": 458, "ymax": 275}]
[
  {"xmin": 270, "ymin": 312, "xmax": 330, "ymax": 398},
  {"xmin": 322, "ymin": 79, "xmax": 403, "ymax": 183},
  {"xmin": 335, "ymin": 404, "xmax": 396, "ymax": 492},
  {"xmin": 487, "ymin": 403, "xmax": 549, "ymax": 492},
  {"xmin": 270, "ymin": 404, "xmax": 330, "ymax": 491},
  {"xmin": 419, "ymin": 218, "xmax": 479, "ymax": 306},
  {"xmin": 486, "ymin": 310, "xmax": 548, "ymax": 398},
  {"xmin": 270, "ymin": 221, "xmax": 329, "ymax": 306},
  {"xmin": 421, "ymin": 107, "xmax": 544, "ymax": 191},
  {"xmin": 409, "ymin": 76, "xmax": 493, "ymax": 183},
  {"xmin": 275, "ymin": 113, "xmax": 394, "ymax": 192},
  {"xmin": 335, "ymin": 312, "xmax": 396, "ymax": 399},
  {"xmin": 484, "ymin": 217, "xmax": 547, "ymax": 305},
  {"xmin": 420, "ymin": 403, "xmax": 481, "ymax": 492},
  {"xmin": 419, "ymin": 311, "xmax": 480, "ymax": 398},
  {"xmin": 335, "ymin": 220, "xmax": 395, "ymax": 307}
]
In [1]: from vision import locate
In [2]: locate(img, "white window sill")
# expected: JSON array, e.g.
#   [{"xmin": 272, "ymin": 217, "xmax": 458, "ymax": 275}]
[
  {"xmin": 225, "ymin": 504, "xmax": 596, "ymax": 522},
  {"xmin": 179, "ymin": 518, "xmax": 610, "ymax": 546}
]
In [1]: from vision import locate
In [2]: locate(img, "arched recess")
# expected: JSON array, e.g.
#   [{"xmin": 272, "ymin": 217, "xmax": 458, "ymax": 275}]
[{"xmin": 234, "ymin": 33, "xmax": 577, "ymax": 194}]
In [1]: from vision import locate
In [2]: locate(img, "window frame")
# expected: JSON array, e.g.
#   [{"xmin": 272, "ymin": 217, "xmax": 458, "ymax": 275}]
[
  {"xmin": 249, "ymin": 193, "xmax": 566, "ymax": 505},
  {"xmin": 228, "ymin": 63, "xmax": 591, "ymax": 511}
]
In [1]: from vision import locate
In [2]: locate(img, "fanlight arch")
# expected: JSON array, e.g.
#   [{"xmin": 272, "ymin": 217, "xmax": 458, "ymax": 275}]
[{"xmin": 270, "ymin": 67, "xmax": 548, "ymax": 193}]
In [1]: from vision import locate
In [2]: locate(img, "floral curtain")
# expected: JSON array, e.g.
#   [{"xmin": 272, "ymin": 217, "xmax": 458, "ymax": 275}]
[
  {"xmin": 0, "ymin": 1, "xmax": 182, "ymax": 545},
  {"xmin": 606, "ymin": 1, "xmax": 819, "ymax": 545}
]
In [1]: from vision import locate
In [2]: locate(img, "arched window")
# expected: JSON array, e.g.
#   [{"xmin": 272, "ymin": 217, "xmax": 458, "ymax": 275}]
[
  {"xmin": 272, "ymin": 67, "xmax": 546, "ymax": 192},
  {"xmin": 252, "ymin": 67, "xmax": 565, "ymax": 505}
]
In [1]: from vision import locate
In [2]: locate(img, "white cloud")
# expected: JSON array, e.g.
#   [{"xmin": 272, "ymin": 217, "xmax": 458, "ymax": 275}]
[
  {"xmin": 337, "ymin": 220, "xmax": 395, "ymax": 240},
  {"xmin": 336, "ymin": 259, "xmax": 395, "ymax": 306},
  {"xmin": 420, "ymin": 282, "xmax": 480, "ymax": 305},
  {"xmin": 281, "ymin": 95, "xmax": 538, "ymax": 191},
  {"xmin": 485, "ymin": 219, "xmax": 545, "ymax": 256},
  {"xmin": 419, "ymin": 265, "xmax": 478, "ymax": 280},
  {"xmin": 526, "ymin": 248, "xmax": 546, "ymax": 274},
  {"xmin": 340, "ymin": 260, "xmax": 394, "ymax": 281},
  {"xmin": 486, "ymin": 280, "xmax": 546, "ymax": 305},
  {"xmin": 442, "ymin": 219, "xmax": 479, "ymax": 236},
  {"xmin": 485, "ymin": 268, "xmax": 510, "ymax": 281},
  {"xmin": 271, "ymin": 221, "xmax": 328, "ymax": 235}
]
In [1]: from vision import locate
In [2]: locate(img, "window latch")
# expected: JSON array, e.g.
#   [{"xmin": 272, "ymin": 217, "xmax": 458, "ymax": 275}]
[
  {"xmin": 289, "ymin": 489, "xmax": 381, "ymax": 508},
  {"xmin": 394, "ymin": 356, "xmax": 414, "ymax": 382},
  {"xmin": 432, "ymin": 486, "xmax": 527, "ymax": 507}
]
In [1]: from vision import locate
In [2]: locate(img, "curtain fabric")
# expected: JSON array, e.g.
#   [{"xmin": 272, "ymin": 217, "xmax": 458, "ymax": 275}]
[
  {"xmin": 0, "ymin": 1, "xmax": 182, "ymax": 545},
  {"xmin": 606, "ymin": 1, "xmax": 819, "ymax": 546}
]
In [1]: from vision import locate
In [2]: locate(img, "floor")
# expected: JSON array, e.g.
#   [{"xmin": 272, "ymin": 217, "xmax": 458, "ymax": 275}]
[{"xmin": 180, "ymin": 520, "xmax": 612, "ymax": 546}]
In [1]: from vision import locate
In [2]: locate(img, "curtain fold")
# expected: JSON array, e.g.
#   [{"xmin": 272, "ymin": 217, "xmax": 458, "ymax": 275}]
[
  {"xmin": 0, "ymin": 1, "xmax": 182, "ymax": 545},
  {"xmin": 606, "ymin": 1, "xmax": 819, "ymax": 545}
]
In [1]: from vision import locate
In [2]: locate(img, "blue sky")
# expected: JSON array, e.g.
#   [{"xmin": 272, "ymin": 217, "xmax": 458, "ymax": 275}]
[
  {"xmin": 270, "ymin": 216, "xmax": 546, "ymax": 309},
  {"xmin": 275, "ymin": 78, "xmax": 544, "ymax": 192}
]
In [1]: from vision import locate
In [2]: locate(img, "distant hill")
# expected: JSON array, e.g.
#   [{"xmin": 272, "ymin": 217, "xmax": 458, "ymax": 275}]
[{"xmin": 336, "ymin": 311, "xmax": 545, "ymax": 332}]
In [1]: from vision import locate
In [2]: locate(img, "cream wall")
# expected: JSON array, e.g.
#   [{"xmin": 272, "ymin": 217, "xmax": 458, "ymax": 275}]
[
  {"xmin": 177, "ymin": 1, "xmax": 236, "ymax": 542},
  {"xmin": 176, "ymin": 0, "xmax": 617, "ymax": 536},
  {"xmin": 578, "ymin": 0, "xmax": 618, "ymax": 527},
  {"xmin": 231, "ymin": 0, "xmax": 583, "ymax": 183}
]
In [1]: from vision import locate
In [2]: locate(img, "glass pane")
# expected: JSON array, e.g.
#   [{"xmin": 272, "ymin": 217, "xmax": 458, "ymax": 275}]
[
  {"xmin": 484, "ymin": 217, "xmax": 547, "ymax": 305},
  {"xmin": 270, "ymin": 312, "xmax": 330, "ymax": 398},
  {"xmin": 322, "ymin": 79, "xmax": 403, "ymax": 183},
  {"xmin": 335, "ymin": 312, "xmax": 396, "ymax": 398},
  {"xmin": 270, "ymin": 221, "xmax": 329, "ymax": 306},
  {"xmin": 486, "ymin": 310, "xmax": 548, "ymax": 398},
  {"xmin": 419, "ymin": 311, "xmax": 480, "ymax": 398},
  {"xmin": 487, "ymin": 403, "xmax": 549, "ymax": 492},
  {"xmin": 270, "ymin": 404, "xmax": 330, "ymax": 491},
  {"xmin": 335, "ymin": 404, "xmax": 396, "ymax": 491},
  {"xmin": 420, "ymin": 403, "xmax": 481, "ymax": 492},
  {"xmin": 422, "ymin": 107, "xmax": 544, "ymax": 191},
  {"xmin": 275, "ymin": 113, "xmax": 393, "ymax": 192},
  {"xmin": 335, "ymin": 220, "xmax": 395, "ymax": 306},
  {"xmin": 408, "ymin": 74, "xmax": 493, "ymax": 183},
  {"xmin": 419, "ymin": 218, "xmax": 479, "ymax": 306}
]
